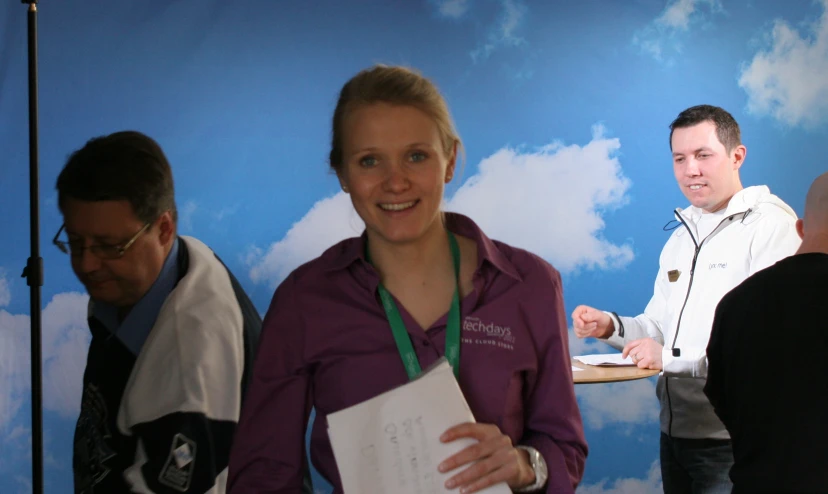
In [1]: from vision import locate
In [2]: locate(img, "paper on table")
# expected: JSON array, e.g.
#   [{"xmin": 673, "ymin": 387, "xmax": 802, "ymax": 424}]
[
  {"xmin": 573, "ymin": 353, "xmax": 636, "ymax": 366},
  {"xmin": 571, "ymin": 366, "xmax": 584, "ymax": 372},
  {"xmin": 327, "ymin": 358, "xmax": 510, "ymax": 494}
]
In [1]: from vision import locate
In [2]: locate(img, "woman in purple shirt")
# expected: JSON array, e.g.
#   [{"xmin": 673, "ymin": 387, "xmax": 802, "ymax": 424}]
[{"xmin": 227, "ymin": 65, "xmax": 587, "ymax": 493}]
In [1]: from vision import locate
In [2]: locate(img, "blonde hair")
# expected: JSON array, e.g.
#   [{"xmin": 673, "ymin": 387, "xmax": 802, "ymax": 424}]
[{"xmin": 328, "ymin": 64, "xmax": 464, "ymax": 173}]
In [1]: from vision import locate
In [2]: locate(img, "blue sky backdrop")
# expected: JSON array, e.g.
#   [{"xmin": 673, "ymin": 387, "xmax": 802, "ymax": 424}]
[{"xmin": 1, "ymin": 0, "xmax": 826, "ymax": 492}]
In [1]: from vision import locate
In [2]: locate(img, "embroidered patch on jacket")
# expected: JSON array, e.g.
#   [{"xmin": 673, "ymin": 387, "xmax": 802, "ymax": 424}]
[
  {"xmin": 158, "ymin": 433, "xmax": 197, "ymax": 492},
  {"xmin": 667, "ymin": 269, "xmax": 681, "ymax": 282}
]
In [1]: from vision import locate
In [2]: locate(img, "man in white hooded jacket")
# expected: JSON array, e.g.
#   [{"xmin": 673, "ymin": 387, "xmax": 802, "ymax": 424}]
[{"xmin": 572, "ymin": 105, "xmax": 801, "ymax": 494}]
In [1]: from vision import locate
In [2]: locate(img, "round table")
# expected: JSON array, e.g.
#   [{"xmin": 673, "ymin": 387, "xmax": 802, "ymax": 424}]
[{"xmin": 571, "ymin": 358, "xmax": 660, "ymax": 384}]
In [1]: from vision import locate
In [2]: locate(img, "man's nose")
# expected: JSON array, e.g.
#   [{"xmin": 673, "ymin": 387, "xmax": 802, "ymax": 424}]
[
  {"xmin": 74, "ymin": 247, "xmax": 101, "ymax": 274},
  {"xmin": 684, "ymin": 158, "xmax": 701, "ymax": 176}
]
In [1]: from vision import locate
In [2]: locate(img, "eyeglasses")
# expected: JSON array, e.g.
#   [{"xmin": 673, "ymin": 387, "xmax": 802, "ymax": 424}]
[{"xmin": 53, "ymin": 222, "xmax": 152, "ymax": 260}]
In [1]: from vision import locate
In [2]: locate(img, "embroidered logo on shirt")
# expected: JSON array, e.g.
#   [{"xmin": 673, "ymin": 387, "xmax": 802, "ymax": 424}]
[
  {"xmin": 463, "ymin": 317, "xmax": 514, "ymax": 341},
  {"xmin": 462, "ymin": 316, "xmax": 516, "ymax": 350},
  {"xmin": 158, "ymin": 433, "xmax": 197, "ymax": 492},
  {"xmin": 667, "ymin": 270, "xmax": 681, "ymax": 282},
  {"xmin": 708, "ymin": 262, "xmax": 728, "ymax": 270}
]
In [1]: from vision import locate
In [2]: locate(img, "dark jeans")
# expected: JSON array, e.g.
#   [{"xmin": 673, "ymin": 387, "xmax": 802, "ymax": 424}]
[{"xmin": 660, "ymin": 433, "xmax": 734, "ymax": 494}]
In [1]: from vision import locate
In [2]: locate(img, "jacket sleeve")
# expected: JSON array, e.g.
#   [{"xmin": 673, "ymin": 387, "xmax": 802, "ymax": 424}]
[
  {"xmin": 748, "ymin": 212, "xmax": 800, "ymax": 275},
  {"xmin": 603, "ymin": 258, "xmax": 670, "ymax": 350},
  {"xmin": 227, "ymin": 273, "xmax": 315, "ymax": 493},
  {"xmin": 521, "ymin": 263, "xmax": 588, "ymax": 493}
]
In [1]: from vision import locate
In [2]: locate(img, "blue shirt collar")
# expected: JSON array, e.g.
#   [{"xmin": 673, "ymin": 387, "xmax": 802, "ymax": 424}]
[{"xmin": 92, "ymin": 237, "xmax": 180, "ymax": 355}]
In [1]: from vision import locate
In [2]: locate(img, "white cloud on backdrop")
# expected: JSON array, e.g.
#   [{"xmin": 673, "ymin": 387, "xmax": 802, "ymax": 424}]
[
  {"xmin": 577, "ymin": 460, "xmax": 663, "ymax": 494},
  {"xmin": 576, "ymin": 377, "xmax": 660, "ymax": 430},
  {"xmin": 0, "ymin": 291, "xmax": 90, "ymax": 436},
  {"xmin": 178, "ymin": 199, "xmax": 241, "ymax": 234},
  {"xmin": 431, "ymin": 0, "xmax": 528, "ymax": 62},
  {"xmin": 13, "ymin": 476, "xmax": 32, "ymax": 494},
  {"xmin": 633, "ymin": 0, "xmax": 724, "ymax": 64},
  {"xmin": 247, "ymin": 125, "xmax": 634, "ymax": 289},
  {"xmin": 739, "ymin": 0, "xmax": 828, "ymax": 128},
  {"xmin": 431, "ymin": 0, "xmax": 471, "ymax": 19},
  {"xmin": 247, "ymin": 193, "xmax": 365, "ymax": 287},
  {"xmin": 470, "ymin": 0, "xmax": 527, "ymax": 63},
  {"xmin": 0, "ymin": 270, "xmax": 10, "ymax": 308},
  {"xmin": 0, "ymin": 310, "xmax": 28, "ymax": 433},
  {"xmin": 214, "ymin": 204, "xmax": 239, "ymax": 222},
  {"xmin": 446, "ymin": 125, "xmax": 633, "ymax": 273},
  {"xmin": 180, "ymin": 200, "xmax": 199, "ymax": 233},
  {"xmin": 657, "ymin": 0, "xmax": 716, "ymax": 30}
]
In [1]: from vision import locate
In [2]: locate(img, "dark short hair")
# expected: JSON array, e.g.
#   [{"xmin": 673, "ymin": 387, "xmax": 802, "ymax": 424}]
[
  {"xmin": 669, "ymin": 105, "xmax": 742, "ymax": 153},
  {"xmin": 56, "ymin": 130, "xmax": 177, "ymax": 224}
]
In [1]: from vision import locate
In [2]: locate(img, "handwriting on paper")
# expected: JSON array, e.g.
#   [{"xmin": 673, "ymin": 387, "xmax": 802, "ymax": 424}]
[{"xmin": 358, "ymin": 415, "xmax": 442, "ymax": 493}]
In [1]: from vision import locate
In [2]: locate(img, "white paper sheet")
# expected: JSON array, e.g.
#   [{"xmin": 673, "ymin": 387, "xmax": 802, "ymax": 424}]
[
  {"xmin": 327, "ymin": 358, "xmax": 511, "ymax": 494},
  {"xmin": 571, "ymin": 365, "xmax": 584, "ymax": 372},
  {"xmin": 573, "ymin": 353, "xmax": 636, "ymax": 366}
]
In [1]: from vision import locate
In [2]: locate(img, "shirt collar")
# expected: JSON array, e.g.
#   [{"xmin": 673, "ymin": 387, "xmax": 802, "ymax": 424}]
[
  {"xmin": 677, "ymin": 186, "xmax": 758, "ymax": 224},
  {"xmin": 322, "ymin": 212, "xmax": 522, "ymax": 282},
  {"xmin": 92, "ymin": 237, "xmax": 181, "ymax": 355}
]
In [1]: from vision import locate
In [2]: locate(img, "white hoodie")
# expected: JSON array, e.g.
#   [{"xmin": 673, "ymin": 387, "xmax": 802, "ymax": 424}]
[{"xmin": 603, "ymin": 185, "xmax": 801, "ymax": 439}]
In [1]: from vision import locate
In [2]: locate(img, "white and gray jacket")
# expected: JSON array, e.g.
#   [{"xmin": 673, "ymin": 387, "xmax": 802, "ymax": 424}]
[{"xmin": 602, "ymin": 185, "xmax": 801, "ymax": 439}]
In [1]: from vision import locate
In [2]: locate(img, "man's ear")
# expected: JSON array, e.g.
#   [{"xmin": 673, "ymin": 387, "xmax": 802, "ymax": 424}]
[
  {"xmin": 796, "ymin": 218, "xmax": 805, "ymax": 240},
  {"xmin": 158, "ymin": 211, "xmax": 176, "ymax": 245},
  {"xmin": 732, "ymin": 144, "xmax": 747, "ymax": 170}
]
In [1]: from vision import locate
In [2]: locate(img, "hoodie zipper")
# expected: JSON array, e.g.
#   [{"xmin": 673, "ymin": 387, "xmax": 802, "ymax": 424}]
[{"xmin": 665, "ymin": 209, "xmax": 746, "ymax": 437}]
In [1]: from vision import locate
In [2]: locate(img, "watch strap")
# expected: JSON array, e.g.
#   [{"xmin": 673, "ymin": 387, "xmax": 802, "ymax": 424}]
[{"xmin": 513, "ymin": 445, "xmax": 548, "ymax": 492}]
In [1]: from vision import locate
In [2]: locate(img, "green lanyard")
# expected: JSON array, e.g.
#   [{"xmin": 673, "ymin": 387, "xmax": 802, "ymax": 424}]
[{"xmin": 367, "ymin": 231, "xmax": 462, "ymax": 380}]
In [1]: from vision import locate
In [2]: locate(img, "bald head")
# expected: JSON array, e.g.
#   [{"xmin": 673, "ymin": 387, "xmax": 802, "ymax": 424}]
[
  {"xmin": 796, "ymin": 172, "xmax": 828, "ymax": 254},
  {"xmin": 804, "ymin": 172, "xmax": 828, "ymax": 229}
]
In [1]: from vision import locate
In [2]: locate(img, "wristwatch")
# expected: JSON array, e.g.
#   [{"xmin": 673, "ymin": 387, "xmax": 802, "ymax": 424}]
[{"xmin": 513, "ymin": 445, "xmax": 548, "ymax": 492}]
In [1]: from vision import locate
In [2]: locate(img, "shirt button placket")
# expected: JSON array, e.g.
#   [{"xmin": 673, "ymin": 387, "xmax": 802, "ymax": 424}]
[{"xmin": 422, "ymin": 335, "xmax": 440, "ymax": 357}]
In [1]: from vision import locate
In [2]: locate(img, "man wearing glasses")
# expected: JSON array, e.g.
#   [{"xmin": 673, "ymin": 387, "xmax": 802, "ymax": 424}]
[{"xmin": 52, "ymin": 131, "xmax": 302, "ymax": 493}]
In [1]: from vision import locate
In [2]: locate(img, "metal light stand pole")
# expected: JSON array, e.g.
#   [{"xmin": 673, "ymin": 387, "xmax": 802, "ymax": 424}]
[{"xmin": 19, "ymin": 1, "xmax": 44, "ymax": 493}]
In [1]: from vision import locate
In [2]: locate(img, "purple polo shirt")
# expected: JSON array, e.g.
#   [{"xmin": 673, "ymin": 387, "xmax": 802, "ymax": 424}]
[{"xmin": 228, "ymin": 213, "xmax": 588, "ymax": 493}]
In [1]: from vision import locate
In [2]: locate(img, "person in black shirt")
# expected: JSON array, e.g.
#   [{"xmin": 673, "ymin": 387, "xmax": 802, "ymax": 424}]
[{"xmin": 705, "ymin": 171, "xmax": 828, "ymax": 493}]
